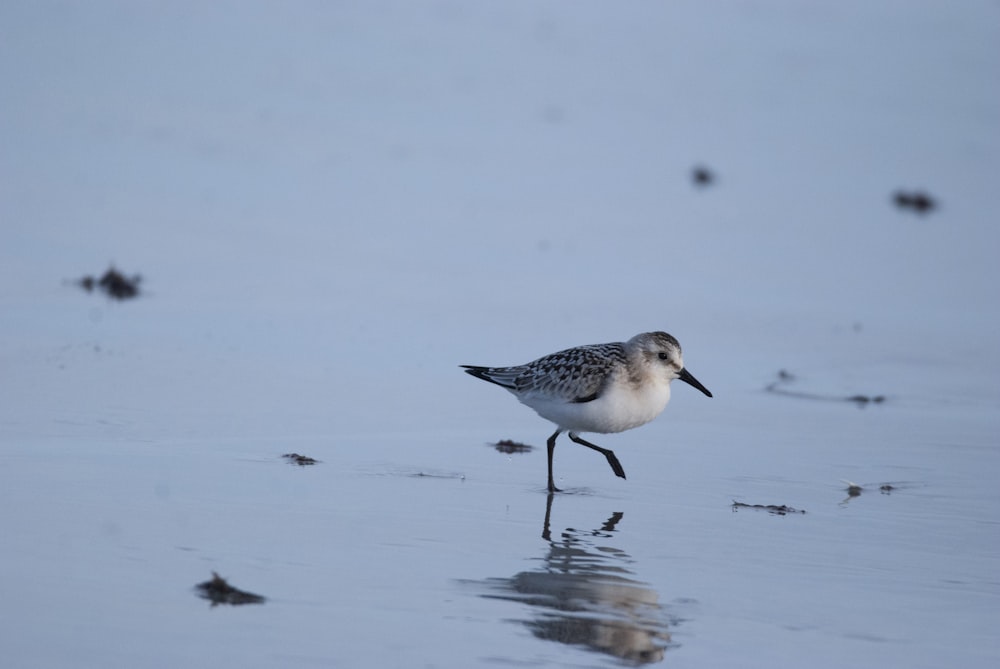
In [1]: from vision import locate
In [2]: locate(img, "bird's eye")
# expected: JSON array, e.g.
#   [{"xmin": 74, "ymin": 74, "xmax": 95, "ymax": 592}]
[{"xmin": 658, "ymin": 352, "xmax": 669, "ymax": 361}]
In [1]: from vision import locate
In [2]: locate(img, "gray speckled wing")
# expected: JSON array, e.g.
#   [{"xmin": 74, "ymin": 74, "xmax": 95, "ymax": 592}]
[{"xmin": 514, "ymin": 342, "xmax": 626, "ymax": 402}]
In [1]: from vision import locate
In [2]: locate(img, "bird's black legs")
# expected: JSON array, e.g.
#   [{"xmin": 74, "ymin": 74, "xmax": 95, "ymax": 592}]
[
  {"xmin": 568, "ymin": 432, "xmax": 627, "ymax": 480},
  {"xmin": 546, "ymin": 429, "xmax": 562, "ymax": 493},
  {"xmin": 547, "ymin": 430, "xmax": 627, "ymax": 492}
]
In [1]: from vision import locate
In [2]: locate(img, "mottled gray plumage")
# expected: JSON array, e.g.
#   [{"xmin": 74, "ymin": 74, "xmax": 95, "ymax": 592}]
[
  {"xmin": 462, "ymin": 331, "xmax": 712, "ymax": 492},
  {"xmin": 465, "ymin": 342, "xmax": 627, "ymax": 402}
]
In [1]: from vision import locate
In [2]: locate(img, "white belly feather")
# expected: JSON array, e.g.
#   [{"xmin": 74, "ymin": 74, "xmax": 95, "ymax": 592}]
[{"xmin": 519, "ymin": 377, "xmax": 672, "ymax": 434}]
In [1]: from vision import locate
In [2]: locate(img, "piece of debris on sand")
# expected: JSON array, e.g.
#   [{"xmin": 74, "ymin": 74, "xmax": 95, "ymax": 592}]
[
  {"xmin": 838, "ymin": 480, "xmax": 866, "ymax": 504},
  {"xmin": 75, "ymin": 266, "xmax": 142, "ymax": 300},
  {"xmin": 842, "ymin": 480, "xmax": 901, "ymax": 498},
  {"xmin": 839, "ymin": 480, "xmax": 906, "ymax": 504},
  {"xmin": 492, "ymin": 439, "xmax": 533, "ymax": 454},
  {"xmin": 691, "ymin": 165, "xmax": 715, "ymax": 187},
  {"xmin": 843, "ymin": 480, "xmax": 864, "ymax": 498},
  {"xmin": 282, "ymin": 453, "xmax": 318, "ymax": 466},
  {"xmin": 195, "ymin": 572, "xmax": 265, "ymax": 606},
  {"xmin": 892, "ymin": 189, "xmax": 937, "ymax": 215},
  {"xmin": 731, "ymin": 501, "xmax": 806, "ymax": 516},
  {"xmin": 765, "ymin": 369, "xmax": 885, "ymax": 407}
]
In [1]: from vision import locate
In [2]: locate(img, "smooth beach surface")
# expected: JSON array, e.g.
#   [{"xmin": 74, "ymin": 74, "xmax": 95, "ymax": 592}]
[{"xmin": 2, "ymin": 2, "xmax": 998, "ymax": 667}]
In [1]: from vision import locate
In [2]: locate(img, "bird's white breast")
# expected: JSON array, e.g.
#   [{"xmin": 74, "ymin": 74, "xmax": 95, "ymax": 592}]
[{"xmin": 519, "ymin": 375, "xmax": 672, "ymax": 434}]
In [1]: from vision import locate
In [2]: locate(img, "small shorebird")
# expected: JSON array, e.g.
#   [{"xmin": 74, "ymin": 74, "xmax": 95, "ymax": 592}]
[{"xmin": 462, "ymin": 331, "xmax": 712, "ymax": 492}]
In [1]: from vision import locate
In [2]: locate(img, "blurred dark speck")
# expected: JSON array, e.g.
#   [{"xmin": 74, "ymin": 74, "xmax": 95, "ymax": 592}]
[
  {"xmin": 691, "ymin": 166, "xmax": 715, "ymax": 187},
  {"xmin": 892, "ymin": 189, "xmax": 937, "ymax": 215}
]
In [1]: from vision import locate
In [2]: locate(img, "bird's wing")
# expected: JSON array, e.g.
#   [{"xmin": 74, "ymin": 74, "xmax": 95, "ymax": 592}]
[{"xmin": 515, "ymin": 343, "xmax": 624, "ymax": 403}]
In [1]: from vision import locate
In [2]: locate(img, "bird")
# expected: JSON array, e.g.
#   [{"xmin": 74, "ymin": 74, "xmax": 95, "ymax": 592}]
[{"xmin": 462, "ymin": 331, "xmax": 712, "ymax": 492}]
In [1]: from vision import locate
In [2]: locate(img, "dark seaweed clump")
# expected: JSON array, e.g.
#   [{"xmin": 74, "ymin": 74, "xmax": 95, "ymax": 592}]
[
  {"xmin": 732, "ymin": 501, "xmax": 806, "ymax": 516},
  {"xmin": 195, "ymin": 572, "xmax": 265, "ymax": 606},
  {"xmin": 892, "ymin": 189, "xmax": 937, "ymax": 214},
  {"xmin": 493, "ymin": 439, "xmax": 533, "ymax": 454},
  {"xmin": 76, "ymin": 266, "xmax": 142, "ymax": 300},
  {"xmin": 282, "ymin": 453, "xmax": 318, "ymax": 466}
]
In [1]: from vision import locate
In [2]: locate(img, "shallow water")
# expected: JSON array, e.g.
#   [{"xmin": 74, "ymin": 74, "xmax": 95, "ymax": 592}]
[
  {"xmin": 2, "ymin": 384, "xmax": 997, "ymax": 667},
  {"xmin": 2, "ymin": 1, "xmax": 999, "ymax": 667}
]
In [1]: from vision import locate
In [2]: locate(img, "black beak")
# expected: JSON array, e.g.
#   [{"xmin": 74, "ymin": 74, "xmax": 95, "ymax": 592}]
[{"xmin": 678, "ymin": 368, "xmax": 713, "ymax": 398}]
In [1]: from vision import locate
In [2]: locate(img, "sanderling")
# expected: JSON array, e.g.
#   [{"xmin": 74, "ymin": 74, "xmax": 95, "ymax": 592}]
[{"xmin": 462, "ymin": 331, "xmax": 712, "ymax": 492}]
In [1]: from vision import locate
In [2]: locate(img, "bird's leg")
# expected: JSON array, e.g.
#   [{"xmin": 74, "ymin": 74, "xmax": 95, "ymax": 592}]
[
  {"xmin": 546, "ymin": 429, "xmax": 563, "ymax": 493},
  {"xmin": 542, "ymin": 492, "xmax": 555, "ymax": 540},
  {"xmin": 568, "ymin": 432, "xmax": 627, "ymax": 480}
]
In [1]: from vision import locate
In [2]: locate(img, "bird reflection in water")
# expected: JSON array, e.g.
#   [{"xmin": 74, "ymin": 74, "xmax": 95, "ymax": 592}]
[{"xmin": 476, "ymin": 494, "xmax": 674, "ymax": 664}]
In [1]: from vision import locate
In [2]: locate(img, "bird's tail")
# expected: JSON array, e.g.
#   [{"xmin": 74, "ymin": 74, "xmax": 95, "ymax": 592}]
[{"xmin": 461, "ymin": 365, "xmax": 519, "ymax": 390}]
